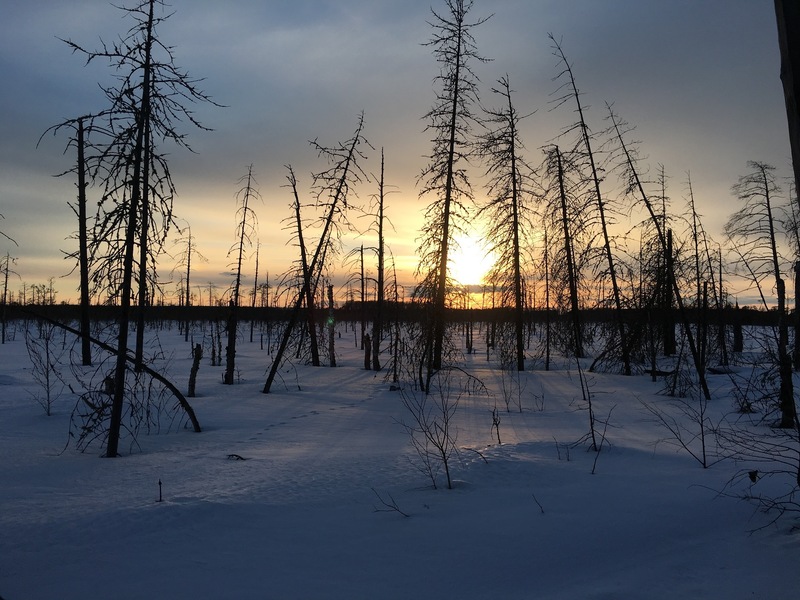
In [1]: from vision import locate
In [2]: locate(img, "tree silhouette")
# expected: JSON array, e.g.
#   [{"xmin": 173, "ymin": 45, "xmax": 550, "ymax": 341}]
[
  {"xmin": 1, "ymin": 253, "xmax": 18, "ymax": 344},
  {"xmin": 540, "ymin": 145, "xmax": 590, "ymax": 360},
  {"xmin": 725, "ymin": 161, "xmax": 797, "ymax": 429},
  {"xmin": 607, "ymin": 107, "xmax": 711, "ymax": 400},
  {"xmin": 39, "ymin": 114, "xmax": 102, "ymax": 365},
  {"xmin": 263, "ymin": 114, "xmax": 368, "ymax": 394},
  {"xmin": 225, "ymin": 165, "xmax": 260, "ymax": 385},
  {"xmin": 476, "ymin": 75, "xmax": 535, "ymax": 371},
  {"xmin": 550, "ymin": 35, "xmax": 631, "ymax": 375},
  {"xmin": 62, "ymin": 0, "xmax": 218, "ymax": 456},
  {"xmin": 416, "ymin": 0, "xmax": 489, "ymax": 385}
]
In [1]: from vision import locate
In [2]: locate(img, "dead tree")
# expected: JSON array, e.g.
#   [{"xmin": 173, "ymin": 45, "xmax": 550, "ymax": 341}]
[
  {"xmin": 542, "ymin": 145, "xmax": 586, "ymax": 360},
  {"xmin": 285, "ymin": 167, "xmax": 321, "ymax": 367},
  {"xmin": 476, "ymin": 75, "xmax": 535, "ymax": 371},
  {"xmin": 250, "ymin": 242, "xmax": 260, "ymax": 343},
  {"xmin": 550, "ymin": 35, "xmax": 631, "ymax": 375},
  {"xmin": 263, "ymin": 114, "xmax": 368, "ymax": 393},
  {"xmin": 171, "ymin": 224, "xmax": 207, "ymax": 340},
  {"xmin": 775, "ymin": 0, "xmax": 800, "ymax": 372},
  {"xmin": 224, "ymin": 165, "xmax": 259, "ymax": 385},
  {"xmin": 371, "ymin": 148, "xmax": 390, "ymax": 371},
  {"xmin": 607, "ymin": 107, "xmax": 711, "ymax": 400},
  {"xmin": 725, "ymin": 161, "xmax": 797, "ymax": 429},
  {"xmin": 416, "ymin": 0, "xmax": 489, "ymax": 378},
  {"xmin": 1, "ymin": 253, "xmax": 18, "ymax": 344},
  {"xmin": 39, "ymin": 115, "xmax": 101, "ymax": 365},
  {"xmin": 62, "ymin": 0, "xmax": 218, "ymax": 455}
]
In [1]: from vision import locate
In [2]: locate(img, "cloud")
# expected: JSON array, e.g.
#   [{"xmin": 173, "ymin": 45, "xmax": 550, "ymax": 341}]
[{"xmin": 0, "ymin": 0, "xmax": 791, "ymax": 304}]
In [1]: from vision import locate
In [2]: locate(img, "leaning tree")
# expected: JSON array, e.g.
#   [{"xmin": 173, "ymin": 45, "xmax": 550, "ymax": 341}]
[
  {"xmin": 549, "ymin": 34, "xmax": 631, "ymax": 376},
  {"xmin": 607, "ymin": 107, "xmax": 712, "ymax": 400},
  {"xmin": 263, "ymin": 114, "xmax": 368, "ymax": 393}
]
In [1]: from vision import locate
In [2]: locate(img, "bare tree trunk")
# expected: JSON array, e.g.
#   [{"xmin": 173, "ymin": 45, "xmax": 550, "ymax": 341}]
[
  {"xmin": 1, "ymin": 254, "xmax": 10, "ymax": 344},
  {"xmin": 555, "ymin": 146, "xmax": 584, "ymax": 359},
  {"xmin": 250, "ymin": 242, "xmax": 259, "ymax": 343},
  {"xmin": 794, "ymin": 261, "xmax": 800, "ymax": 369},
  {"xmin": 188, "ymin": 343, "xmax": 202, "ymax": 397},
  {"xmin": 135, "ymin": 116, "xmax": 152, "ymax": 373},
  {"xmin": 543, "ymin": 227, "xmax": 551, "ymax": 371},
  {"xmin": 733, "ymin": 302, "xmax": 744, "ymax": 353},
  {"xmin": 775, "ymin": 1, "xmax": 800, "ymax": 376},
  {"xmin": 391, "ymin": 260, "xmax": 400, "ymax": 384},
  {"xmin": 184, "ymin": 230, "xmax": 192, "ymax": 342},
  {"xmin": 662, "ymin": 229, "xmax": 676, "ymax": 356},
  {"xmin": 372, "ymin": 149, "xmax": 386, "ymax": 371},
  {"xmin": 225, "ymin": 166, "xmax": 258, "ymax": 385},
  {"xmin": 185, "ymin": 230, "xmax": 192, "ymax": 309},
  {"xmin": 76, "ymin": 117, "xmax": 92, "ymax": 366},
  {"xmin": 777, "ymin": 278, "xmax": 796, "ymax": 427},
  {"xmin": 328, "ymin": 284, "xmax": 336, "ymax": 367},
  {"xmin": 431, "ymin": 26, "xmax": 462, "ymax": 373},
  {"xmin": 699, "ymin": 281, "xmax": 709, "ymax": 372},
  {"xmin": 360, "ymin": 244, "xmax": 366, "ymax": 350},
  {"xmin": 719, "ymin": 247, "xmax": 729, "ymax": 366},
  {"xmin": 290, "ymin": 172, "xmax": 320, "ymax": 367},
  {"xmin": 776, "ymin": 0, "xmax": 800, "ymax": 215}
]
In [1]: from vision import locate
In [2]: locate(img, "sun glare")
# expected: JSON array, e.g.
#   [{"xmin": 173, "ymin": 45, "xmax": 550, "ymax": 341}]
[{"xmin": 449, "ymin": 234, "xmax": 494, "ymax": 287}]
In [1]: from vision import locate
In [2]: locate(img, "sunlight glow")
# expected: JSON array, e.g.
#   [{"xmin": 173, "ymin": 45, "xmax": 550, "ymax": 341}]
[{"xmin": 449, "ymin": 234, "xmax": 494, "ymax": 287}]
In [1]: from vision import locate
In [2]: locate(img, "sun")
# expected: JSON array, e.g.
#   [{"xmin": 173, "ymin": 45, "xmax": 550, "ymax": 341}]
[{"xmin": 449, "ymin": 234, "xmax": 494, "ymax": 287}]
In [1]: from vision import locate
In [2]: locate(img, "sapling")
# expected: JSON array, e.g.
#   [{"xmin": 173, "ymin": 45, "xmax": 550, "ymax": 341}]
[
  {"xmin": 25, "ymin": 321, "xmax": 68, "ymax": 416},
  {"xmin": 491, "ymin": 406, "xmax": 501, "ymax": 444},
  {"xmin": 397, "ymin": 366, "xmax": 484, "ymax": 489},
  {"xmin": 371, "ymin": 488, "xmax": 410, "ymax": 518}
]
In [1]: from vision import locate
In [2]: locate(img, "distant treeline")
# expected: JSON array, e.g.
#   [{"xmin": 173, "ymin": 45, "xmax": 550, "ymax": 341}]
[{"xmin": 3, "ymin": 301, "xmax": 786, "ymax": 328}]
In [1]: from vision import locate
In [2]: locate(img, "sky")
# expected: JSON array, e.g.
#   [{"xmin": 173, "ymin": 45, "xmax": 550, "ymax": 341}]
[{"xmin": 0, "ymin": 0, "xmax": 791, "ymax": 304}]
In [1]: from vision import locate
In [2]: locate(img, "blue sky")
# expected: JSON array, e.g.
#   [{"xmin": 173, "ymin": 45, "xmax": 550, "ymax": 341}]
[{"xmin": 0, "ymin": 0, "xmax": 789, "ymax": 303}]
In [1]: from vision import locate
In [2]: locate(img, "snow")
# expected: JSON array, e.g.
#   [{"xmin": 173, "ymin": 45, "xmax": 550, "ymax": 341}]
[{"xmin": 1, "ymin": 321, "xmax": 798, "ymax": 600}]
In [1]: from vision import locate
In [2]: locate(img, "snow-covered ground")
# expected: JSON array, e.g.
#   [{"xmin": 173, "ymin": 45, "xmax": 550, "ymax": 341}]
[{"xmin": 1, "ymin": 321, "xmax": 798, "ymax": 600}]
